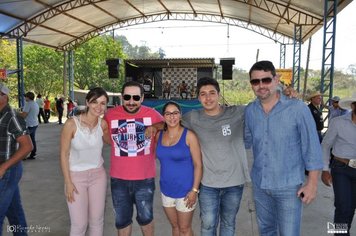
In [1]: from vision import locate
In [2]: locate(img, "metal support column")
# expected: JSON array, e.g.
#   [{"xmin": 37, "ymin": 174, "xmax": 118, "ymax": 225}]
[
  {"xmin": 320, "ymin": 0, "xmax": 337, "ymax": 101},
  {"xmin": 68, "ymin": 50, "xmax": 74, "ymax": 100},
  {"xmin": 292, "ymin": 25, "xmax": 302, "ymax": 92},
  {"xmin": 279, "ymin": 44, "xmax": 286, "ymax": 69},
  {"xmin": 16, "ymin": 37, "xmax": 24, "ymax": 108}
]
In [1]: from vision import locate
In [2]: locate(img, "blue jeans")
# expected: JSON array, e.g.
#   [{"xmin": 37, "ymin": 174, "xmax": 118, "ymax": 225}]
[
  {"xmin": 253, "ymin": 184, "xmax": 302, "ymax": 236},
  {"xmin": 0, "ymin": 163, "xmax": 27, "ymax": 236},
  {"xmin": 27, "ymin": 126, "xmax": 37, "ymax": 157},
  {"xmin": 111, "ymin": 178, "xmax": 155, "ymax": 229},
  {"xmin": 331, "ymin": 159, "xmax": 356, "ymax": 236},
  {"xmin": 199, "ymin": 184, "xmax": 244, "ymax": 236}
]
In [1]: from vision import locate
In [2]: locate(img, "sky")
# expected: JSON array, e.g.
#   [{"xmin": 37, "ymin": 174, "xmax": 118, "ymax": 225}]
[{"xmin": 115, "ymin": 1, "xmax": 356, "ymax": 72}]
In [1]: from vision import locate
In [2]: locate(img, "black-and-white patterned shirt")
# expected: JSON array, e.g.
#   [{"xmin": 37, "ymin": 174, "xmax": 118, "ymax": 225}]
[{"xmin": 0, "ymin": 105, "xmax": 29, "ymax": 164}]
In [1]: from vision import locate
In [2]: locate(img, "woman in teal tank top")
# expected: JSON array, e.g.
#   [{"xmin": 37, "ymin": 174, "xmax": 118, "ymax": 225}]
[{"xmin": 155, "ymin": 101, "xmax": 202, "ymax": 236}]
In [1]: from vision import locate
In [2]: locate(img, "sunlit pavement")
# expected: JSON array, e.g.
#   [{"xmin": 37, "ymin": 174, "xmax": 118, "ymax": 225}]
[{"xmin": 2, "ymin": 121, "xmax": 355, "ymax": 236}]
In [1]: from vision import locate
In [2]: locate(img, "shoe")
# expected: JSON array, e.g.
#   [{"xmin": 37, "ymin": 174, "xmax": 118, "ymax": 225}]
[{"xmin": 26, "ymin": 154, "xmax": 36, "ymax": 160}]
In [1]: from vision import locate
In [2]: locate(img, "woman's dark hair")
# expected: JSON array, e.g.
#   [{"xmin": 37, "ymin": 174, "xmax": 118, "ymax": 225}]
[
  {"xmin": 85, "ymin": 87, "xmax": 109, "ymax": 112},
  {"xmin": 162, "ymin": 101, "xmax": 182, "ymax": 131}
]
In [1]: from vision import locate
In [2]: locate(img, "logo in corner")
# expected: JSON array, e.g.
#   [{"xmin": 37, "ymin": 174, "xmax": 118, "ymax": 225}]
[{"xmin": 327, "ymin": 222, "xmax": 348, "ymax": 234}]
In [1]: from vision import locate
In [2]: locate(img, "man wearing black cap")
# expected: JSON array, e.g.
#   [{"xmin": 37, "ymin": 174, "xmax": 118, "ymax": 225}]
[{"xmin": 0, "ymin": 83, "xmax": 33, "ymax": 234}]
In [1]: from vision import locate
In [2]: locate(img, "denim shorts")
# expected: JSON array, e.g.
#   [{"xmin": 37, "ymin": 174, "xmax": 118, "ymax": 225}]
[{"xmin": 111, "ymin": 177, "xmax": 155, "ymax": 229}]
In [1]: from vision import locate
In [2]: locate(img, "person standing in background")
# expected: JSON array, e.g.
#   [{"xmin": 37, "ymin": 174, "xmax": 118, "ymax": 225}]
[
  {"xmin": 0, "ymin": 84, "xmax": 33, "ymax": 235},
  {"xmin": 35, "ymin": 94, "xmax": 46, "ymax": 123},
  {"xmin": 67, "ymin": 98, "xmax": 75, "ymax": 118},
  {"xmin": 307, "ymin": 91, "xmax": 324, "ymax": 143},
  {"xmin": 56, "ymin": 96, "xmax": 64, "ymax": 125},
  {"xmin": 20, "ymin": 92, "xmax": 39, "ymax": 160},
  {"xmin": 44, "ymin": 96, "xmax": 51, "ymax": 122},
  {"xmin": 60, "ymin": 87, "xmax": 110, "ymax": 236},
  {"xmin": 156, "ymin": 101, "xmax": 202, "ymax": 236},
  {"xmin": 244, "ymin": 60, "xmax": 323, "ymax": 236},
  {"xmin": 328, "ymin": 96, "xmax": 348, "ymax": 120}
]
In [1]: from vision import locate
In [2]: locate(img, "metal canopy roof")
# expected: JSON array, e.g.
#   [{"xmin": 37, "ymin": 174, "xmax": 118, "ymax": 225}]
[
  {"xmin": 0, "ymin": 0, "xmax": 352, "ymax": 51},
  {"xmin": 126, "ymin": 58, "xmax": 216, "ymax": 68}
]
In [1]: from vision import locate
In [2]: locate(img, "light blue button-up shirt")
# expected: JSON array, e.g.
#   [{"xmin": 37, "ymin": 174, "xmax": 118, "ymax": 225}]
[
  {"xmin": 329, "ymin": 106, "xmax": 348, "ymax": 120},
  {"xmin": 244, "ymin": 94, "xmax": 323, "ymax": 189},
  {"xmin": 322, "ymin": 113, "xmax": 356, "ymax": 170}
]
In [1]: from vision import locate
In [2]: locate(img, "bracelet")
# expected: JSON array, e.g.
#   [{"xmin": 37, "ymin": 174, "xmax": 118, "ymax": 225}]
[{"xmin": 191, "ymin": 188, "xmax": 200, "ymax": 194}]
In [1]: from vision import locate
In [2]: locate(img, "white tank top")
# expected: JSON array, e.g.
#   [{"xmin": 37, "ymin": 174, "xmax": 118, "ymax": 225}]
[{"xmin": 69, "ymin": 116, "xmax": 104, "ymax": 171}]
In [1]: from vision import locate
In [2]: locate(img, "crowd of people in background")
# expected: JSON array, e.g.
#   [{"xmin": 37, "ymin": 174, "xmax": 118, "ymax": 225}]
[{"xmin": 1, "ymin": 59, "xmax": 355, "ymax": 236}]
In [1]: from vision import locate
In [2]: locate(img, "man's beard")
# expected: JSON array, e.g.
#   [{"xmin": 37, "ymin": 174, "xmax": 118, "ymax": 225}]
[{"xmin": 123, "ymin": 104, "xmax": 140, "ymax": 114}]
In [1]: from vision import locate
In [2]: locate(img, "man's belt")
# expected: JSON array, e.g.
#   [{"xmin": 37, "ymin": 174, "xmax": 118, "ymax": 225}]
[{"xmin": 334, "ymin": 156, "xmax": 356, "ymax": 169}]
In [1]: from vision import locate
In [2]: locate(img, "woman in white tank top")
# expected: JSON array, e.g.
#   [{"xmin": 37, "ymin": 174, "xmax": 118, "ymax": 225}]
[{"xmin": 60, "ymin": 87, "xmax": 110, "ymax": 236}]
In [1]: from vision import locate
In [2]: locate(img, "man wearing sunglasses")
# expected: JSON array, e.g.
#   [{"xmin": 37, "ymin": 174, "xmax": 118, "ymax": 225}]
[
  {"xmin": 328, "ymin": 96, "xmax": 348, "ymax": 120},
  {"xmin": 104, "ymin": 81, "xmax": 164, "ymax": 236},
  {"xmin": 244, "ymin": 60, "xmax": 323, "ymax": 236}
]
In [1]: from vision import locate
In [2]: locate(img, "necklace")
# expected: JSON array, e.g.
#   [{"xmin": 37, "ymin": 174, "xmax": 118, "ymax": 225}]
[
  {"xmin": 165, "ymin": 128, "xmax": 181, "ymax": 146},
  {"xmin": 80, "ymin": 114, "xmax": 98, "ymax": 131}
]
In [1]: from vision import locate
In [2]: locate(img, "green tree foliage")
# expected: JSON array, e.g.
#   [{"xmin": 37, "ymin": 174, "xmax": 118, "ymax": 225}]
[
  {"xmin": 24, "ymin": 45, "xmax": 63, "ymax": 96},
  {"xmin": 0, "ymin": 39, "xmax": 18, "ymax": 106},
  {"xmin": 116, "ymin": 35, "xmax": 162, "ymax": 59},
  {"xmin": 0, "ymin": 39, "xmax": 16, "ymax": 68},
  {"xmin": 218, "ymin": 68, "xmax": 255, "ymax": 105},
  {"xmin": 73, "ymin": 35, "xmax": 125, "ymax": 92}
]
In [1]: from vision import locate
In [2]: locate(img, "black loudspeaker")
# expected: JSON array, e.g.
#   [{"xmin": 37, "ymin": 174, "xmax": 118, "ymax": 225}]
[
  {"xmin": 106, "ymin": 58, "xmax": 121, "ymax": 78},
  {"xmin": 220, "ymin": 58, "xmax": 235, "ymax": 80}
]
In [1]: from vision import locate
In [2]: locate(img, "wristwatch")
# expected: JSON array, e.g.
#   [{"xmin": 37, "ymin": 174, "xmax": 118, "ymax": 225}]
[{"xmin": 192, "ymin": 188, "xmax": 200, "ymax": 194}]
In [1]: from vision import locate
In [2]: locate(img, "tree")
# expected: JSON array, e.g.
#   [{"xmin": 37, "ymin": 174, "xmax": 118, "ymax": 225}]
[
  {"xmin": 23, "ymin": 45, "xmax": 63, "ymax": 96},
  {"xmin": 0, "ymin": 39, "xmax": 18, "ymax": 106},
  {"xmin": 73, "ymin": 35, "xmax": 125, "ymax": 92},
  {"xmin": 116, "ymin": 35, "xmax": 162, "ymax": 59}
]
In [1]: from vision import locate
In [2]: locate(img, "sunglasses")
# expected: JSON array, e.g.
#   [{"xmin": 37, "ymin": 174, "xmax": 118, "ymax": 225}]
[
  {"xmin": 123, "ymin": 94, "xmax": 141, "ymax": 101},
  {"xmin": 250, "ymin": 77, "xmax": 273, "ymax": 86}
]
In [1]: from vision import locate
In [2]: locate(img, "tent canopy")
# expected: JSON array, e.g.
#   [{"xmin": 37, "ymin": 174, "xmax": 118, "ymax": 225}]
[{"xmin": 0, "ymin": 0, "xmax": 352, "ymax": 51}]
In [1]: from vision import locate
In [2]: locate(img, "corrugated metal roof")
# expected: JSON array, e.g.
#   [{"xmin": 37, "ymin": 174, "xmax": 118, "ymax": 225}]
[
  {"xmin": 0, "ymin": 0, "xmax": 352, "ymax": 51},
  {"xmin": 125, "ymin": 58, "xmax": 216, "ymax": 68}
]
